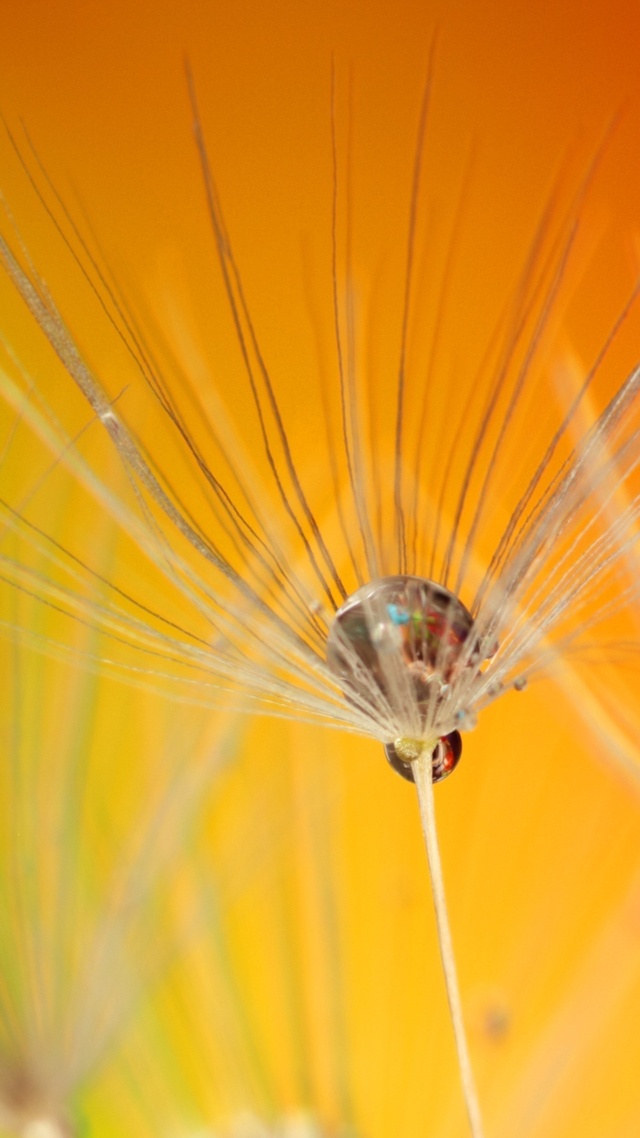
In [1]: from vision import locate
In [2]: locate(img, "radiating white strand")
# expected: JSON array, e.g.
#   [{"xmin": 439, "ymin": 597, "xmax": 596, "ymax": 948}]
[
  {"xmin": 491, "ymin": 363, "xmax": 640, "ymax": 609},
  {"xmin": 474, "ymin": 474, "xmax": 640, "ymax": 681},
  {"xmin": 493, "ymin": 511, "xmax": 640, "ymax": 684},
  {"xmin": 0, "ymin": 241, "xmax": 335, "ymax": 667},
  {"xmin": 0, "ymin": 367, "xmax": 358, "ymax": 714}
]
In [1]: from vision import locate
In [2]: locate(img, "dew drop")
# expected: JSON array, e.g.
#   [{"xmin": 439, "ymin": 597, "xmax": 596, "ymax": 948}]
[
  {"xmin": 384, "ymin": 730, "xmax": 463, "ymax": 783},
  {"xmin": 326, "ymin": 575, "xmax": 492, "ymax": 781}
]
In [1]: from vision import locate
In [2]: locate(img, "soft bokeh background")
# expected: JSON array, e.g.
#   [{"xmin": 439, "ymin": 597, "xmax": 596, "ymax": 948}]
[{"xmin": 1, "ymin": 0, "xmax": 640, "ymax": 1136}]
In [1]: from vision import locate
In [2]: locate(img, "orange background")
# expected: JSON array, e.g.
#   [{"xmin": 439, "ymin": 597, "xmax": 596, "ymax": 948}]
[{"xmin": 1, "ymin": 1, "xmax": 640, "ymax": 1137}]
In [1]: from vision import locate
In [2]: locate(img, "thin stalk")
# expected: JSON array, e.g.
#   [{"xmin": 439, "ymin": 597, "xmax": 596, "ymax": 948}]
[{"xmin": 413, "ymin": 748, "xmax": 485, "ymax": 1138}]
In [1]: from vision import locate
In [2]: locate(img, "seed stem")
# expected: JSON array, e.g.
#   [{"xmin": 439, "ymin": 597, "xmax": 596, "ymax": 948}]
[{"xmin": 412, "ymin": 748, "xmax": 485, "ymax": 1138}]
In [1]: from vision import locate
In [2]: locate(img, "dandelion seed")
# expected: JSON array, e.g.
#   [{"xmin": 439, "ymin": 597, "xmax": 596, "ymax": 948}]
[{"xmin": 1, "ymin": 59, "xmax": 640, "ymax": 1138}]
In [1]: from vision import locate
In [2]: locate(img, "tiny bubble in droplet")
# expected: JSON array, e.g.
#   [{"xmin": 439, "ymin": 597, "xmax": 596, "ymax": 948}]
[{"xmin": 371, "ymin": 621, "xmax": 401, "ymax": 650}]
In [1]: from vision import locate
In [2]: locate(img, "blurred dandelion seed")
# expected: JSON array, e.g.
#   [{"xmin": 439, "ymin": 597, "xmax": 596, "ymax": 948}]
[
  {"xmin": 1, "ymin": 60, "xmax": 640, "ymax": 1138},
  {"xmin": 0, "ymin": 551, "xmax": 239, "ymax": 1136},
  {"xmin": 193, "ymin": 1112, "xmax": 358, "ymax": 1137}
]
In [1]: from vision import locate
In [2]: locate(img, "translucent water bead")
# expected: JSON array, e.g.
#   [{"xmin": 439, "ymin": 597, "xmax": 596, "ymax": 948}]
[{"xmin": 326, "ymin": 576, "xmax": 493, "ymax": 783}]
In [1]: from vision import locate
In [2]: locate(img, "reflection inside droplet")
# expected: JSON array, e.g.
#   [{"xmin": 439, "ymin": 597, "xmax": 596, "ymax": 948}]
[{"xmin": 327, "ymin": 575, "xmax": 494, "ymax": 782}]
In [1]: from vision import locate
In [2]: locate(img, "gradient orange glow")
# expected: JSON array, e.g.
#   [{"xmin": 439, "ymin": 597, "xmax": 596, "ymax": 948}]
[{"xmin": 1, "ymin": 0, "xmax": 640, "ymax": 1136}]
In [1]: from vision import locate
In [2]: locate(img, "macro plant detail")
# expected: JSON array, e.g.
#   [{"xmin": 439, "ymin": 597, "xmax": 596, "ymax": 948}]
[
  {"xmin": 1, "ymin": 41, "xmax": 640, "ymax": 1138},
  {"xmin": 2, "ymin": 78, "xmax": 639, "ymax": 758}
]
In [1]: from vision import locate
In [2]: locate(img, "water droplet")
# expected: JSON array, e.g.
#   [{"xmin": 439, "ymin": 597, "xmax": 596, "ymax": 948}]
[{"xmin": 327, "ymin": 576, "xmax": 492, "ymax": 780}]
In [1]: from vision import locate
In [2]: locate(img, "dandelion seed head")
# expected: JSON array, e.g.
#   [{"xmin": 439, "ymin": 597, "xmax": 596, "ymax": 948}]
[{"xmin": 2, "ymin": 63, "xmax": 640, "ymax": 786}]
